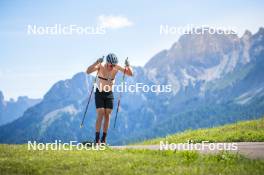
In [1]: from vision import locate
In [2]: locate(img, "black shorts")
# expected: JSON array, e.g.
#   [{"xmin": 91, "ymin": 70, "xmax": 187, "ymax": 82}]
[{"xmin": 95, "ymin": 88, "xmax": 114, "ymax": 109}]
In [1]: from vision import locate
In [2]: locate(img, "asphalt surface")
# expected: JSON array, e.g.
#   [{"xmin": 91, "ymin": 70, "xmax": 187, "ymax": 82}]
[{"xmin": 110, "ymin": 142, "xmax": 264, "ymax": 159}]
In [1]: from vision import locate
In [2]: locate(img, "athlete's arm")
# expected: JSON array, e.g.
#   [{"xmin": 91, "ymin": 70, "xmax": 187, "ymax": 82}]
[
  {"xmin": 86, "ymin": 61, "xmax": 100, "ymax": 74},
  {"xmin": 115, "ymin": 65, "xmax": 133, "ymax": 76}
]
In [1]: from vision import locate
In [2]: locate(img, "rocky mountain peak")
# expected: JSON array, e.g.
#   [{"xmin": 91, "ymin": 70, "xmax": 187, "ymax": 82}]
[
  {"xmin": 146, "ymin": 29, "xmax": 242, "ymax": 72},
  {"xmin": 171, "ymin": 30, "xmax": 239, "ymax": 60},
  {"xmin": 0, "ymin": 91, "xmax": 4, "ymax": 102},
  {"xmin": 257, "ymin": 27, "xmax": 264, "ymax": 35},
  {"xmin": 242, "ymin": 30, "xmax": 252, "ymax": 39}
]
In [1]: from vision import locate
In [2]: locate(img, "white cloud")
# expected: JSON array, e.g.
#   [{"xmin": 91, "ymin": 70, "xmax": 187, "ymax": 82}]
[{"xmin": 97, "ymin": 15, "xmax": 133, "ymax": 29}]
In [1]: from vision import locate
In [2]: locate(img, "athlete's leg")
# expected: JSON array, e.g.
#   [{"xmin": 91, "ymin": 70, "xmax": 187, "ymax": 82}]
[{"xmin": 95, "ymin": 108, "xmax": 104, "ymax": 143}]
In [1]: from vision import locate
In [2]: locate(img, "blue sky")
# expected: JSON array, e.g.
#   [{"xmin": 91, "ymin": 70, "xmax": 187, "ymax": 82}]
[{"xmin": 0, "ymin": 0, "xmax": 264, "ymax": 100}]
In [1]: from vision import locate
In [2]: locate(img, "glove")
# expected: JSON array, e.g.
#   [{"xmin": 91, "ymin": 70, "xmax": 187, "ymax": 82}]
[
  {"xmin": 96, "ymin": 56, "xmax": 104, "ymax": 64},
  {"xmin": 125, "ymin": 58, "xmax": 130, "ymax": 67}
]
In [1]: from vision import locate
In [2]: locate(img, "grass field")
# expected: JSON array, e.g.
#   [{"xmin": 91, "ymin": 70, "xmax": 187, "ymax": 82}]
[
  {"xmin": 0, "ymin": 144, "xmax": 264, "ymax": 175},
  {"xmin": 0, "ymin": 118, "xmax": 264, "ymax": 175},
  {"xmin": 140, "ymin": 117, "xmax": 264, "ymax": 145}
]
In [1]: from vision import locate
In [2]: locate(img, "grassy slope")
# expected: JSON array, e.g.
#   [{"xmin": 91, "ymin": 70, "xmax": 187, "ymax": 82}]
[
  {"xmin": 140, "ymin": 117, "xmax": 264, "ymax": 145},
  {"xmin": 0, "ymin": 144, "xmax": 264, "ymax": 175},
  {"xmin": 1, "ymin": 118, "xmax": 264, "ymax": 175}
]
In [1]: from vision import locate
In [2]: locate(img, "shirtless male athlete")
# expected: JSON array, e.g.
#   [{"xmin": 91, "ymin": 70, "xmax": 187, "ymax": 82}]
[{"xmin": 86, "ymin": 53, "xmax": 133, "ymax": 144}]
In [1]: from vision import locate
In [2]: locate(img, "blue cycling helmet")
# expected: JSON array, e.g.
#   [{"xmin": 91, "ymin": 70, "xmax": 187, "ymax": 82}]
[{"xmin": 106, "ymin": 53, "xmax": 118, "ymax": 65}]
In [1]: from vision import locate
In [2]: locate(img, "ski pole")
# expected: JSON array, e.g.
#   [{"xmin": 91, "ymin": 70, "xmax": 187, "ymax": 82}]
[
  {"xmin": 113, "ymin": 57, "xmax": 128, "ymax": 129},
  {"xmin": 80, "ymin": 62, "xmax": 101, "ymax": 128}
]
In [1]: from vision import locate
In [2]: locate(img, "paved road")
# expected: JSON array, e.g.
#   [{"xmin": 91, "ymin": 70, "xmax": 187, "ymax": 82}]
[{"xmin": 110, "ymin": 142, "xmax": 264, "ymax": 159}]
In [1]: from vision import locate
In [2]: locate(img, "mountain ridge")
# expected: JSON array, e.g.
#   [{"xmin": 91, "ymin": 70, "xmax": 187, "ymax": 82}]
[{"xmin": 0, "ymin": 90, "xmax": 41, "ymax": 126}]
